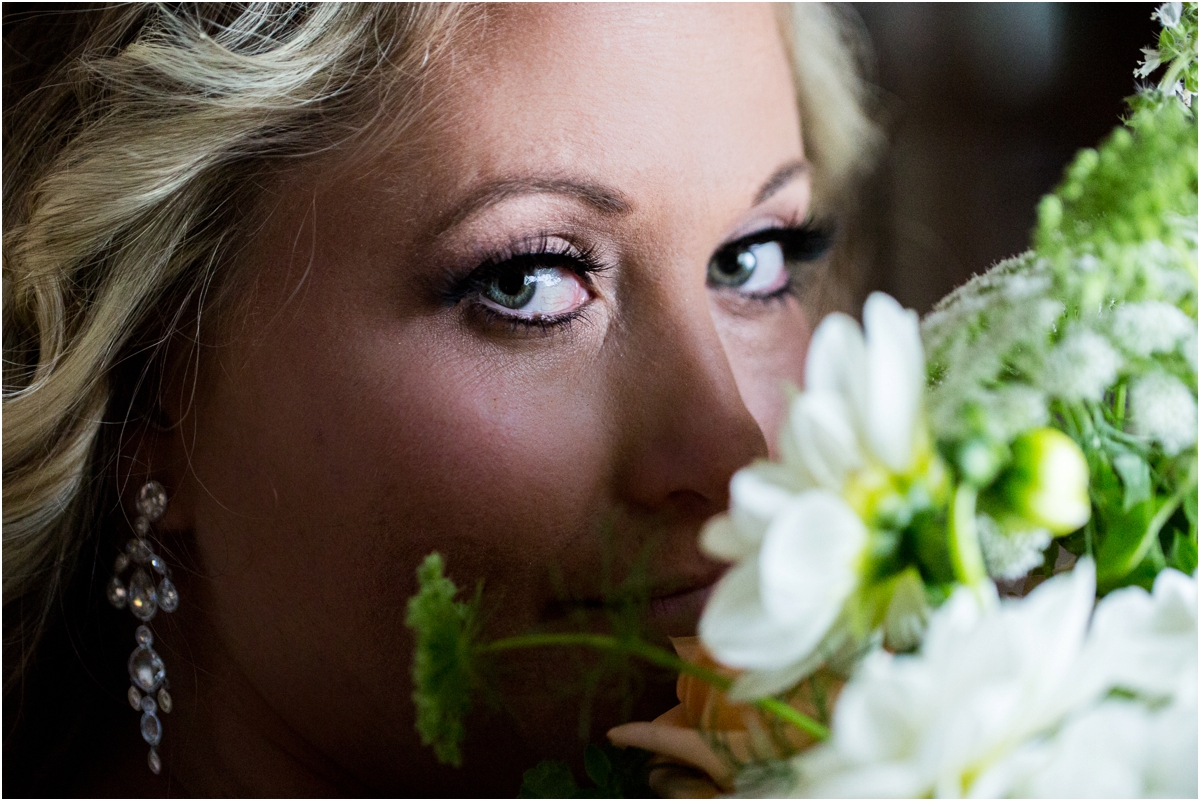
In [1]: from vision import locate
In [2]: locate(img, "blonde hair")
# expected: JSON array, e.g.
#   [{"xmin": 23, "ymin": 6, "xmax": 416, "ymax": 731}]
[
  {"xmin": 783, "ymin": 3, "xmax": 882, "ymax": 211},
  {"xmin": 2, "ymin": 3, "xmax": 879, "ymax": 693}
]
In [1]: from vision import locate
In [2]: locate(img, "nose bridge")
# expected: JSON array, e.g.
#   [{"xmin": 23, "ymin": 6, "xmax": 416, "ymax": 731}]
[{"xmin": 610, "ymin": 254, "xmax": 769, "ymax": 512}]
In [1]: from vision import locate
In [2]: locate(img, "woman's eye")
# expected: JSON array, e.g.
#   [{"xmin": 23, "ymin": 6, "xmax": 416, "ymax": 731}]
[
  {"xmin": 706, "ymin": 224, "xmax": 831, "ymax": 299},
  {"xmin": 708, "ymin": 240, "xmax": 788, "ymax": 295},
  {"xmin": 480, "ymin": 266, "xmax": 590, "ymax": 318}
]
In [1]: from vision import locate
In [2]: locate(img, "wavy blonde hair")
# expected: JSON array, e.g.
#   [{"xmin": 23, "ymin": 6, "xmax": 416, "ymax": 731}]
[{"xmin": 2, "ymin": 3, "xmax": 879, "ymax": 693}]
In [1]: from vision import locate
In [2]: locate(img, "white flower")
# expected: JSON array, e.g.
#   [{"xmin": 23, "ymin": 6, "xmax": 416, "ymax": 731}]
[
  {"xmin": 987, "ymin": 385, "xmax": 1050, "ymax": 443},
  {"xmin": 699, "ymin": 294, "xmax": 931, "ymax": 698},
  {"xmin": 1128, "ymin": 370, "xmax": 1198, "ymax": 455},
  {"xmin": 1173, "ymin": 80, "xmax": 1196, "ymax": 108},
  {"xmin": 978, "ymin": 697, "xmax": 1194, "ymax": 799},
  {"xmin": 1182, "ymin": 328, "xmax": 1198, "ymax": 373},
  {"xmin": 977, "ymin": 513, "xmax": 1051, "ymax": 581},
  {"xmin": 790, "ymin": 562, "xmax": 1102, "ymax": 798},
  {"xmin": 1083, "ymin": 566, "xmax": 1198, "ymax": 701},
  {"xmin": 1109, "ymin": 300, "xmax": 1195, "ymax": 357},
  {"xmin": 977, "ymin": 568, "xmax": 1199, "ymax": 798},
  {"xmin": 700, "ymin": 491, "xmax": 867, "ymax": 673},
  {"xmin": 1040, "ymin": 329, "xmax": 1123, "ymax": 401},
  {"xmin": 1135, "ymin": 46, "xmax": 1163, "ymax": 78},
  {"xmin": 1154, "ymin": 1, "xmax": 1183, "ymax": 28},
  {"xmin": 789, "ymin": 562, "xmax": 1198, "ymax": 799}
]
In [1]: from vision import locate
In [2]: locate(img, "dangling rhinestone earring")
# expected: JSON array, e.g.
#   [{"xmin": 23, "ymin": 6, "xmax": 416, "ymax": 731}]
[{"xmin": 106, "ymin": 480, "xmax": 179, "ymax": 775}]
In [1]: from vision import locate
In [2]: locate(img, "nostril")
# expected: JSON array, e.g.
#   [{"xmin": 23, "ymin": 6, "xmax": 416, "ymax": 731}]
[{"xmin": 665, "ymin": 487, "xmax": 729, "ymax": 521}]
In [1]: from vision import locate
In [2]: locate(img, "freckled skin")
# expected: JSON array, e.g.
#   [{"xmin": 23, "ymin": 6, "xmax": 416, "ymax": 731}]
[{"xmin": 150, "ymin": 5, "xmax": 814, "ymax": 796}]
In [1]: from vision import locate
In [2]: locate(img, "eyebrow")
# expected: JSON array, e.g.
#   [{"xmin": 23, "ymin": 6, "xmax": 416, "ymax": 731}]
[
  {"xmin": 441, "ymin": 177, "xmax": 631, "ymax": 229},
  {"xmin": 754, "ymin": 159, "xmax": 811, "ymax": 205},
  {"xmin": 439, "ymin": 158, "xmax": 808, "ymax": 232}
]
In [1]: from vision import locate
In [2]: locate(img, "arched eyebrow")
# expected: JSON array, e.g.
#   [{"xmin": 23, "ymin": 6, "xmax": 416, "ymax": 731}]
[
  {"xmin": 439, "ymin": 160, "xmax": 806, "ymax": 232},
  {"xmin": 754, "ymin": 159, "xmax": 810, "ymax": 205},
  {"xmin": 441, "ymin": 177, "xmax": 631, "ymax": 230}
]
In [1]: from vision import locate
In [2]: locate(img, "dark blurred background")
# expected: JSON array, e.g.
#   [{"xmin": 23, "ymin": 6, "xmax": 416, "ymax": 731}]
[{"xmin": 850, "ymin": 3, "xmax": 1159, "ymax": 314}]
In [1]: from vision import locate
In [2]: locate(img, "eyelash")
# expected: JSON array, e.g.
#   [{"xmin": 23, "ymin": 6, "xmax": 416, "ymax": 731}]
[
  {"xmin": 441, "ymin": 234, "xmax": 606, "ymax": 332},
  {"xmin": 445, "ymin": 220, "xmax": 832, "ymax": 333}
]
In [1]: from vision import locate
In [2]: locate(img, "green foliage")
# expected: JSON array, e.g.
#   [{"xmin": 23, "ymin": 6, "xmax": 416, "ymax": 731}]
[
  {"xmin": 925, "ymin": 4, "xmax": 1198, "ymax": 593},
  {"xmin": 1035, "ymin": 3, "xmax": 1197, "ymax": 308},
  {"xmin": 518, "ymin": 745, "xmax": 653, "ymax": 799},
  {"xmin": 1169, "ymin": 525, "xmax": 1199, "ymax": 574},
  {"xmin": 1035, "ymin": 104, "xmax": 1197, "ymax": 288},
  {"xmin": 405, "ymin": 553, "xmax": 481, "ymax": 767},
  {"xmin": 519, "ymin": 760, "xmax": 581, "ymax": 798},
  {"xmin": 1111, "ymin": 451, "xmax": 1152, "ymax": 512}
]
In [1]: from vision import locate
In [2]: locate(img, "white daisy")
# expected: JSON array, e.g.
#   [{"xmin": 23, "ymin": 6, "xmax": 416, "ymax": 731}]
[{"xmin": 699, "ymin": 293, "xmax": 941, "ymax": 699}]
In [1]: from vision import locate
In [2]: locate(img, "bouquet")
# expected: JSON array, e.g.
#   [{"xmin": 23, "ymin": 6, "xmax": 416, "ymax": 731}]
[{"xmin": 407, "ymin": 5, "xmax": 1198, "ymax": 796}]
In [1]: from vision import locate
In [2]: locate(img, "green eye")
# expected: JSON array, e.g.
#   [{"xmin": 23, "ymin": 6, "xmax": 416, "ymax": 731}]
[
  {"xmin": 707, "ymin": 241, "xmax": 788, "ymax": 295},
  {"xmin": 484, "ymin": 270, "xmax": 536, "ymax": 309},
  {"xmin": 708, "ymin": 248, "xmax": 759, "ymax": 288}
]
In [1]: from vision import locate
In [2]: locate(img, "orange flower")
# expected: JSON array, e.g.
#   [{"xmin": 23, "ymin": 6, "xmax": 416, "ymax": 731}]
[{"xmin": 607, "ymin": 637, "xmax": 840, "ymax": 797}]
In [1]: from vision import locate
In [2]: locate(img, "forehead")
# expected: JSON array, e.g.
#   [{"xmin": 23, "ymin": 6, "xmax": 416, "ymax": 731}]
[{"xmin": 377, "ymin": 3, "xmax": 803, "ymax": 212}]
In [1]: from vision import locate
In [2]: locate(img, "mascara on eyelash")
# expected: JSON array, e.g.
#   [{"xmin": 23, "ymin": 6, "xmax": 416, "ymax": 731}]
[
  {"xmin": 439, "ymin": 235, "xmax": 605, "ymax": 306},
  {"xmin": 722, "ymin": 219, "xmax": 834, "ymax": 262}
]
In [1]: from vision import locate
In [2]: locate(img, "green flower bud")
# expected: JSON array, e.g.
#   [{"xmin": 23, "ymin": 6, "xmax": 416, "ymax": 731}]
[{"xmin": 986, "ymin": 428, "xmax": 1091, "ymax": 535}]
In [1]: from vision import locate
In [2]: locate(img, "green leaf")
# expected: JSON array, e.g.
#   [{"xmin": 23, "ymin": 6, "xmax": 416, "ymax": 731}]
[
  {"xmin": 519, "ymin": 745, "xmax": 653, "ymax": 798},
  {"xmin": 911, "ymin": 509, "xmax": 956, "ymax": 584},
  {"xmin": 519, "ymin": 760, "xmax": 580, "ymax": 799},
  {"xmin": 1168, "ymin": 528, "xmax": 1199, "ymax": 575},
  {"xmin": 1120, "ymin": 541, "xmax": 1168, "ymax": 591},
  {"xmin": 1112, "ymin": 451, "xmax": 1153, "ymax": 512},
  {"xmin": 583, "ymin": 744, "xmax": 614, "ymax": 790},
  {"xmin": 1096, "ymin": 497, "xmax": 1156, "ymax": 590}
]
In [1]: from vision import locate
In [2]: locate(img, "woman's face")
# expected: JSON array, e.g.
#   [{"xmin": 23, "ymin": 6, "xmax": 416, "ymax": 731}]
[{"xmin": 159, "ymin": 4, "xmax": 819, "ymax": 794}]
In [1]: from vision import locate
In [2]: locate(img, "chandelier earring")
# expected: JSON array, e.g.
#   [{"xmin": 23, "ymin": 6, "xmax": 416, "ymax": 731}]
[{"xmin": 105, "ymin": 480, "xmax": 179, "ymax": 775}]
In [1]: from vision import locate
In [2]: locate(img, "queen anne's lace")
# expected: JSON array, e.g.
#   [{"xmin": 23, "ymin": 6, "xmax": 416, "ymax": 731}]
[
  {"xmin": 977, "ymin": 514, "xmax": 1052, "ymax": 581},
  {"xmin": 1129, "ymin": 371, "xmax": 1199, "ymax": 455}
]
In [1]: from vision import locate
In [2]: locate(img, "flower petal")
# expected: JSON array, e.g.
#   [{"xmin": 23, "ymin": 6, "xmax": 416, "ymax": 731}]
[
  {"xmin": 700, "ymin": 556, "xmax": 843, "ymax": 671},
  {"xmin": 758, "ymin": 491, "xmax": 868, "ymax": 629},
  {"xmin": 699, "ymin": 515, "xmax": 750, "ymax": 563},
  {"xmin": 730, "ymin": 464, "xmax": 797, "ymax": 523},
  {"xmin": 701, "ymin": 467, "xmax": 795, "ymax": 561},
  {"xmin": 863, "ymin": 292, "xmax": 924, "ymax": 472},
  {"xmin": 805, "ymin": 311, "xmax": 869, "ymax": 424},
  {"xmin": 787, "ymin": 390, "xmax": 864, "ymax": 491},
  {"xmin": 1085, "ymin": 567, "xmax": 1197, "ymax": 701}
]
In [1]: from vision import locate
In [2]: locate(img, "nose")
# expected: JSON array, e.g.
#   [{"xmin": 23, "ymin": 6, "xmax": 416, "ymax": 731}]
[{"xmin": 609, "ymin": 264, "xmax": 770, "ymax": 519}]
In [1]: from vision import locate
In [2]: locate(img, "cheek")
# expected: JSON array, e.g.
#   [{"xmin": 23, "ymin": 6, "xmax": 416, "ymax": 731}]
[
  {"xmin": 176, "ymin": 312, "xmax": 623, "ymax": 780},
  {"xmin": 187, "ymin": 314, "xmax": 613, "ymax": 635},
  {"xmin": 712, "ymin": 304, "xmax": 810, "ymax": 458},
  {"xmin": 367, "ymin": 334, "xmax": 613, "ymax": 571}
]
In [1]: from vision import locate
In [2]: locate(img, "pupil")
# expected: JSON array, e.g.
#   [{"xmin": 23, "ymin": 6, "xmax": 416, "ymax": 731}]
[{"xmin": 497, "ymin": 271, "xmax": 526, "ymax": 297}]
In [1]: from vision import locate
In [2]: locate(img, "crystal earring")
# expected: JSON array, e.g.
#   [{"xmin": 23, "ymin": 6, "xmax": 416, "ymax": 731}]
[{"xmin": 105, "ymin": 480, "xmax": 179, "ymax": 775}]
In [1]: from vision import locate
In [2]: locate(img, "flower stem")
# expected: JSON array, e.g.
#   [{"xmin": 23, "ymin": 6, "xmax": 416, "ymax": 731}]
[
  {"xmin": 949, "ymin": 482, "xmax": 987, "ymax": 588},
  {"xmin": 479, "ymin": 633, "xmax": 830, "ymax": 740}
]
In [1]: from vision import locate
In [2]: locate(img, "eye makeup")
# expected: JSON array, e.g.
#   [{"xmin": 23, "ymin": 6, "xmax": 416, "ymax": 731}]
[
  {"xmin": 436, "ymin": 213, "xmax": 830, "ymax": 337},
  {"xmin": 439, "ymin": 233, "xmax": 608, "ymax": 332},
  {"xmin": 707, "ymin": 218, "xmax": 833, "ymax": 303}
]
